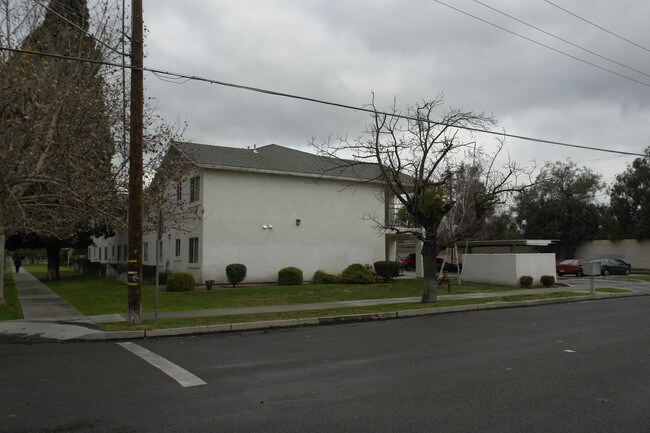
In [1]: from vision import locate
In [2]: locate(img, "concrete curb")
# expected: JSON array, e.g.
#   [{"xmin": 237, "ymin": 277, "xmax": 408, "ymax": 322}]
[{"xmin": 75, "ymin": 291, "xmax": 647, "ymax": 341}]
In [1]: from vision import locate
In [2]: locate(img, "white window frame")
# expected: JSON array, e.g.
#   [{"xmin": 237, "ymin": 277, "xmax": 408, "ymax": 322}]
[{"xmin": 189, "ymin": 176, "xmax": 200, "ymax": 203}]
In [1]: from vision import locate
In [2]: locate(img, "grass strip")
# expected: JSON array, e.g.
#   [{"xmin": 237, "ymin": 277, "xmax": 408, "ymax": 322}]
[
  {"xmin": 595, "ymin": 287, "xmax": 631, "ymax": 293},
  {"xmin": 99, "ymin": 291, "xmax": 581, "ymax": 331},
  {"xmin": 0, "ymin": 271, "xmax": 23, "ymax": 321},
  {"xmin": 23, "ymin": 264, "xmax": 524, "ymax": 316},
  {"xmin": 611, "ymin": 275, "xmax": 650, "ymax": 282}
]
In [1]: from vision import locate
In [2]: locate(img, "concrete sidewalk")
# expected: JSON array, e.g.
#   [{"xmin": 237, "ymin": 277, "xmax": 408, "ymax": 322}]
[
  {"xmin": 89, "ymin": 286, "xmax": 594, "ymax": 323},
  {"xmin": 0, "ymin": 270, "xmax": 644, "ymax": 342},
  {"xmin": 0, "ymin": 270, "xmax": 103, "ymax": 341}
]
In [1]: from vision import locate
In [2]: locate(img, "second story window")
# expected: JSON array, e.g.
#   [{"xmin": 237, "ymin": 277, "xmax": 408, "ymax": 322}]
[
  {"xmin": 176, "ymin": 183, "xmax": 182, "ymax": 202},
  {"xmin": 190, "ymin": 176, "xmax": 200, "ymax": 203}
]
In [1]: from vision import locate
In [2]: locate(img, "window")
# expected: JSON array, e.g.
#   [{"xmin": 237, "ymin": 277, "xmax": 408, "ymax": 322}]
[
  {"xmin": 190, "ymin": 176, "xmax": 200, "ymax": 203},
  {"xmin": 112, "ymin": 245, "xmax": 115, "ymax": 258},
  {"xmin": 143, "ymin": 242, "xmax": 149, "ymax": 262},
  {"xmin": 176, "ymin": 183, "xmax": 182, "ymax": 202},
  {"xmin": 104, "ymin": 247, "xmax": 108, "ymax": 261},
  {"xmin": 117, "ymin": 245, "xmax": 122, "ymax": 262},
  {"xmin": 159, "ymin": 241, "xmax": 163, "ymax": 261},
  {"xmin": 175, "ymin": 239, "xmax": 181, "ymax": 257},
  {"xmin": 99, "ymin": 247, "xmax": 102, "ymax": 261},
  {"xmin": 189, "ymin": 237, "xmax": 199, "ymax": 263}
]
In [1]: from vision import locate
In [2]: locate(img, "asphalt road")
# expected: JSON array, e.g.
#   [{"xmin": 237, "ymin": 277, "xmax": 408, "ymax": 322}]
[{"xmin": 2, "ymin": 296, "xmax": 650, "ymax": 433}]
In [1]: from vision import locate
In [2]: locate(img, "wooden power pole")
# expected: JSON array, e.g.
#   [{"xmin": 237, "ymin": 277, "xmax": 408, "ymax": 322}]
[{"xmin": 127, "ymin": 0, "xmax": 144, "ymax": 325}]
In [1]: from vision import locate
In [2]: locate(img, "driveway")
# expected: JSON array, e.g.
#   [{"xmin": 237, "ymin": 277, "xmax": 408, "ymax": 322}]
[{"xmin": 557, "ymin": 275, "xmax": 650, "ymax": 293}]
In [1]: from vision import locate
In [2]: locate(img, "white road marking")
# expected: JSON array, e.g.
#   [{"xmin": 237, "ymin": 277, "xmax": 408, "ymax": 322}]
[
  {"xmin": 564, "ymin": 349, "xmax": 576, "ymax": 353},
  {"xmin": 117, "ymin": 342, "xmax": 207, "ymax": 387}
]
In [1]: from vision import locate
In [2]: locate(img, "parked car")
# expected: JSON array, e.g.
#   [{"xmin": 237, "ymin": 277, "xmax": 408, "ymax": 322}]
[
  {"xmin": 398, "ymin": 253, "xmax": 461, "ymax": 272},
  {"xmin": 399, "ymin": 253, "xmax": 417, "ymax": 271},
  {"xmin": 556, "ymin": 259, "xmax": 587, "ymax": 277},
  {"xmin": 588, "ymin": 258, "xmax": 632, "ymax": 276}
]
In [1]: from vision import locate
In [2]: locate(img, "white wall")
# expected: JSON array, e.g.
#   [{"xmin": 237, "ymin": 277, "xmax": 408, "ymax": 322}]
[
  {"xmin": 575, "ymin": 240, "xmax": 650, "ymax": 269},
  {"xmin": 462, "ymin": 253, "xmax": 556, "ymax": 286},
  {"xmin": 200, "ymin": 169, "xmax": 386, "ymax": 283},
  {"xmin": 89, "ymin": 233, "xmax": 128, "ymax": 264}
]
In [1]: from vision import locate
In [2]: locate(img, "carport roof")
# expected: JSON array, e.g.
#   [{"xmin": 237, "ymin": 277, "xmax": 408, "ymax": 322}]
[{"xmin": 466, "ymin": 239, "xmax": 558, "ymax": 247}]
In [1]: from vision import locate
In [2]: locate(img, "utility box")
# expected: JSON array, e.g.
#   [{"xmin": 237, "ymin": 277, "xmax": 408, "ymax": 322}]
[{"xmin": 582, "ymin": 262, "xmax": 601, "ymax": 276}]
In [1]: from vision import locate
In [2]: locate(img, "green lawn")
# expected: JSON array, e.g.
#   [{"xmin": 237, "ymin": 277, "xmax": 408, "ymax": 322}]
[
  {"xmin": 595, "ymin": 287, "xmax": 631, "ymax": 293},
  {"xmin": 0, "ymin": 270, "xmax": 23, "ymax": 321},
  {"xmin": 100, "ymin": 291, "xmax": 582, "ymax": 331},
  {"xmin": 612, "ymin": 275, "xmax": 650, "ymax": 282},
  {"xmin": 23, "ymin": 264, "xmax": 524, "ymax": 316}
]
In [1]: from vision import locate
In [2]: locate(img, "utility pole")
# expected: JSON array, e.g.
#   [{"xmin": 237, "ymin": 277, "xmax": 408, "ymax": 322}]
[{"xmin": 127, "ymin": 0, "xmax": 143, "ymax": 326}]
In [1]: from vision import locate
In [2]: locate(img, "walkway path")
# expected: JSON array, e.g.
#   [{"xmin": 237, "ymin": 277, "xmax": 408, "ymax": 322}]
[
  {"xmin": 1, "ymin": 270, "xmax": 646, "ymax": 341},
  {"xmin": 14, "ymin": 270, "xmax": 88, "ymax": 321},
  {"xmin": 0, "ymin": 270, "xmax": 103, "ymax": 340},
  {"xmin": 90, "ymin": 286, "xmax": 593, "ymax": 322}
]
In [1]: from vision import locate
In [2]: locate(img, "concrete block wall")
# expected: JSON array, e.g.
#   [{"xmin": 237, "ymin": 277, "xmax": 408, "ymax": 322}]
[
  {"xmin": 575, "ymin": 240, "xmax": 650, "ymax": 269},
  {"xmin": 462, "ymin": 253, "xmax": 556, "ymax": 286}
]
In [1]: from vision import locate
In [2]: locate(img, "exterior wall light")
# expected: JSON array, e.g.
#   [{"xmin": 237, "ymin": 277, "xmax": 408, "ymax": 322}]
[
  {"xmin": 296, "ymin": 219, "xmax": 301, "ymax": 226},
  {"xmin": 262, "ymin": 225, "xmax": 268, "ymax": 229}
]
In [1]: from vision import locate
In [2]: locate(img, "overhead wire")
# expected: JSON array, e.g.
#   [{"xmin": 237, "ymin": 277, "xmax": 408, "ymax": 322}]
[
  {"xmin": 1, "ymin": 45, "xmax": 646, "ymax": 158},
  {"xmin": 470, "ymin": 0, "xmax": 650, "ymax": 79},
  {"xmin": 544, "ymin": 0, "xmax": 650, "ymax": 55},
  {"xmin": 431, "ymin": 0, "xmax": 650, "ymax": 88}
]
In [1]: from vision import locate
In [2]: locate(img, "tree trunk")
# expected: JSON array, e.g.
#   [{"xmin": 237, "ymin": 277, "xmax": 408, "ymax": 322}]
[
  {"xmin": 421, "ymin": 237, "xmax": 439, "ymax": 303},
  {"xmin": 45, "ymin": 243, "xmax": 61, "ymax": 281}
]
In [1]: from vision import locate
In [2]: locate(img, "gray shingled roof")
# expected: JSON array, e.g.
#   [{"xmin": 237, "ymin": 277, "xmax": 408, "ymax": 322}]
[{"xmin": 173, "ymin": 141, "xmax": 384, "ymax": 182}]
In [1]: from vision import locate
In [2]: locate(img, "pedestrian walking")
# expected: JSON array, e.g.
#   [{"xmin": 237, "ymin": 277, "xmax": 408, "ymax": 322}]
[{"xmin": 14, "ymin": 257, "xmax": 22, "ymax": 273}]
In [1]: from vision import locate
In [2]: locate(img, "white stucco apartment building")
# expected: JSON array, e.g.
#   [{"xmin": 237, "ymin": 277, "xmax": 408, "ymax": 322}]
[{"xmin": 90, "ymin": 142, "xmax": 395, "ymax": 283}]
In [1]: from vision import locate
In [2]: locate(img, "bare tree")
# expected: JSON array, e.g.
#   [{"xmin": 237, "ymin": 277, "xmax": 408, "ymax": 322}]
[{"xmin": 317, "ymin": 96, "xmax": 529, "ymax": 303}]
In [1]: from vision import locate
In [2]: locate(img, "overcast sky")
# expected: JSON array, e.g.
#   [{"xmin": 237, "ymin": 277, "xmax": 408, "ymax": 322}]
[{"xmin": 140, "ymin": 0, "xmax": 650, "ymax": 187}]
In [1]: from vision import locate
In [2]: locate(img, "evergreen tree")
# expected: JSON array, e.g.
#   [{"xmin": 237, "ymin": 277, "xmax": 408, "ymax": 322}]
[
  {"xmin": 514, "ymin": 161, "xmax": 603, "ymax": 259},
  {"xmin": 1, "ymin": 0, "xmax": 118, "ymax": 280},
  {"xmin": 607, "ymin": 148, "xmax": 650, "ymax": 239}
]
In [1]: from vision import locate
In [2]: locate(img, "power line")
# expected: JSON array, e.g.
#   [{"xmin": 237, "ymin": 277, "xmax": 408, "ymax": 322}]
[
  {"xmin": 544, "ymin": 0, "xmax": 650, "ymax": 55},
  {"xmin": 471, "ymin": 0, "xmax": 650, "ymax": 79},
  {"xmin": 431, "ymin": 0, "xmax": 650, "ymax": 88},
  {"xmin": 1, "ymin": 45, "xmax": 646, "ymax": 158}
]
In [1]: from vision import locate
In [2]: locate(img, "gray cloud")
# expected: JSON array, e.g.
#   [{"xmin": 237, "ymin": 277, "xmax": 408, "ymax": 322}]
[{"xmin": 142, "ymin": 0, "xmax": 650, "ymax": 183}]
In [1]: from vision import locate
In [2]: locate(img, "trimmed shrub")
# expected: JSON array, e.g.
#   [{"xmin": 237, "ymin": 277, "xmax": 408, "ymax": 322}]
[
  {"xmin": 166, "ymin": 272, "xmax": 196, "ymax": 292},
  {"xmin": 158, "ymin": 271, "xmax": 171, "ymax": 285},
  {"xmin": 226, "ymin": 263, "xmax": 247, "ymax": 287},
  {"xmin": 373, "ymin": 261, "xmax": 400, "ymax": 282},
  {"xmin": 519, "ymin": 275, "xmax": 534, "ymax": 289},
  {"xmin": 278, "ymin": 267, "xmax": 303, "ymax": 285},
  {"xmin": 312, "ymin": 270, "xmax": 338, "ymax": 284},
  {"xmin": 540, "ymin": 275, "xmax": 555, "ymax": 288},
  {"xmin": 340, "ymin": 263, "xmax": 375, "ymax": 284}
]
